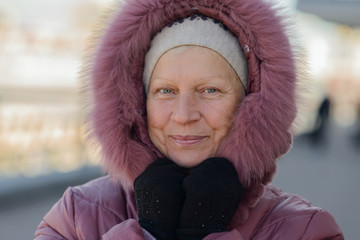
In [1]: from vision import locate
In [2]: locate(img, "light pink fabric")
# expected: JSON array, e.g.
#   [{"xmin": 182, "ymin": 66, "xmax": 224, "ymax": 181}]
[{"xmin": 34, "ymin": 176, "xmax": 343, "ymax": 239}]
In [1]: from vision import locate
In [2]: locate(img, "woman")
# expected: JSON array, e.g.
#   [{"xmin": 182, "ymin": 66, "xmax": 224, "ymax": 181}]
[{"xmin": 35, "ymin": 0, "xmax": 343, "ymax": 239}]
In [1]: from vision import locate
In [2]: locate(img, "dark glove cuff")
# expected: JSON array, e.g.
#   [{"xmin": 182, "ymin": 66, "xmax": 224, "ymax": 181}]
[{"xmin": 139, "ymin": 220, "xmax": 177, "ymax": 240}]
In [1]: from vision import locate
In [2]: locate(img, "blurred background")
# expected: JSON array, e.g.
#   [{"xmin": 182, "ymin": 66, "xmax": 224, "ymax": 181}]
[{"xmin": 0, "ymin": 0, "xmax": 359, "ymax": 239}]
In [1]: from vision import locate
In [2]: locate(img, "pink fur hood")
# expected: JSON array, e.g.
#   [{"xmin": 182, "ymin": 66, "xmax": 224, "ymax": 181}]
[{"xmin": 85, "ymin": 0, "xmax": 297, "ymax": 224}]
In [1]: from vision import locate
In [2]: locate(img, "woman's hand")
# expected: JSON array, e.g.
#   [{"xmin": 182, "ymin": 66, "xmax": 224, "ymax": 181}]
[
  {"xmin": 177, "ymin": 157, "xmax": 244, "ymax": 240},
  {"xmin": 134, "ymin": 158, "xmax": 186, "ymax": 240}
]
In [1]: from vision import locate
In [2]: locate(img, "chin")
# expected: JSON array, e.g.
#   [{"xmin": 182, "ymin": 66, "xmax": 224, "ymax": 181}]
[{"xmin": 168, "ymin": 151, "xmax": 211, "ymax": 168}]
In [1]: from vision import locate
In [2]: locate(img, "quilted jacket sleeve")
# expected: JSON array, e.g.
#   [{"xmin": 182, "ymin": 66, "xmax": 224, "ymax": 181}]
[
  {"xmin": 33, "ymin": 184, "xmax": 240, "ymax": 240},
  {"xmin": 301, "ymin": 210, "xmax": 344, "ymax": 240},
  {"xmin": 34, "ymin": 188, "xmax": 77, "ymax": 240},
  {"xmin": 101, "ymin": 219, "xmax": 155, "ymax": 240},
  {"xmin": 34, "ymin": 187, "xmax": 153, "ymax": 240},
  {"xmin": 252, "ymin": 209, "xmax": 344, "ymax": 240}
]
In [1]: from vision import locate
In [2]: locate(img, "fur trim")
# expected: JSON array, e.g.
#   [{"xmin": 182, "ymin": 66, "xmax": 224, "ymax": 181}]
[{"xmin": 82, "ymin": 0, "xmax": 300, "ymax": 225}]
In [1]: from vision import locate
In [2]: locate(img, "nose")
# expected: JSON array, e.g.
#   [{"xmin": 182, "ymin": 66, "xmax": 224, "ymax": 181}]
[{"xmin": 171, "ymin": 92, "xmax": 201, "ymax": 124}]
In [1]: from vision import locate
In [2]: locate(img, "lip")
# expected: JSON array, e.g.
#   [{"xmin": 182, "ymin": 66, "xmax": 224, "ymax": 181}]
[{"xmin": 170, "ymin": 135, "xmax": 208, "ymax": 146}]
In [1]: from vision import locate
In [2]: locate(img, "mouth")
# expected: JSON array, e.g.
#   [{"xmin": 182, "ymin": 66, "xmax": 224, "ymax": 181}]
[{"xmin": 170, "ymin": 135, "xmax": 208, "ymax": 146}]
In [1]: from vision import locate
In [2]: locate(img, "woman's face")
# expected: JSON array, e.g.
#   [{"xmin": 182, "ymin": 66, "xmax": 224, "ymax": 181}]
[{"xmin": 146, "ymin": 46, "xmax": 244, "ymax": 168}]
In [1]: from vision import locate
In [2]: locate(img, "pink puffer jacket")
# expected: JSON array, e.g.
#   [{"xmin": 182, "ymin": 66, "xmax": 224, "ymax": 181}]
[
  {"xmin": 35, "ymin": 0, "xmax": 344, "ymax": 238},
  {"xmin": 35, "ymin": 176, "xmax": 343, "ymax": 239}
]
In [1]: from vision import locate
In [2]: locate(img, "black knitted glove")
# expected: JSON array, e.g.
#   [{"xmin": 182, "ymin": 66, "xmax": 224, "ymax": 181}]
[
  {"xmin": 134, "ymin": 158, "xmax": 186, "ymax": 240},
  {"xmin": 177, "ymin": 157, "xmax": 244, "ymax": 240}
]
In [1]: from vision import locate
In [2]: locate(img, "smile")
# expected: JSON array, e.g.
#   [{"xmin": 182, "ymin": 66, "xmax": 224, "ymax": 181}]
[{"xmin": 170, "ymin": 135, "xmax": 208, "ymax": 146}]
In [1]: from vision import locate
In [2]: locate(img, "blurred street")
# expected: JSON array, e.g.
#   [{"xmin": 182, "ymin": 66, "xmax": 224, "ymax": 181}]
[
  {"xmin": 0, "ymin": 167, "xmax": 104, "ymax": 240},
  {"xmin": 0, "ymin": 121, "xmax": 359, "ymax": 239}
]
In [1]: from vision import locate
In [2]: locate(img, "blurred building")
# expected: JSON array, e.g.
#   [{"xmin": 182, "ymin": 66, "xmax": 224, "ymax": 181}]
[
  {"xmin": 294, "ymin": 0, "xmax": 360, "ymax": 132},
  {"xmin": 0, "ymin": 0, "xmax": 110, "ymax": 179},
  {"xmin": 298, "ymin": 0, "xmax": 360, "ymax": 27}
]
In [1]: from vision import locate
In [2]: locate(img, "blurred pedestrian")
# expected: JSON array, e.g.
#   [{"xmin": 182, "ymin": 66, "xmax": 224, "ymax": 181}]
[
  {"xmin": 307, "ymin": 96, "xmax": 331, "ymax": 146},
  {"xmin": 351, "ymin": 103, "xmax": 360, "ymax": 149},
  {"xmin": 34, "ymin": 0, "xmax": 343, "ymax": 239}
]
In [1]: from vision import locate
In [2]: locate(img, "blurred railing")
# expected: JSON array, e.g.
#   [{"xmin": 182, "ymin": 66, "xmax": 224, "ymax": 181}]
[
  {"xmin": 0, "ymin": 0, "xmax": 109, "ymax": 179},
  {"xmin": 0, "ymin": 86, "xmax": 98, "ymax": 179}
]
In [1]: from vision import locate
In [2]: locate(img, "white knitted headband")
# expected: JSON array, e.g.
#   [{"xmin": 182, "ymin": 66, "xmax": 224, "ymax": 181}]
[{"xmin": 143, "ymin": 14, "xmax": 248, "ymax": 93}]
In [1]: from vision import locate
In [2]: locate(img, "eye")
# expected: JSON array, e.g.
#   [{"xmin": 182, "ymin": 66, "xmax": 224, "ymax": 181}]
[
  {"xmin": 204, "ymin": 88, "xmax": 217, "ymax": 94},
  {"xmin": 159, "ymin": 88, "xmax": 173, "ymax": 94}
]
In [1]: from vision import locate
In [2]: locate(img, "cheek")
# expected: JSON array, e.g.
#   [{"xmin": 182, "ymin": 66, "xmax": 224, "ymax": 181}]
[
  {"xmin": 201, "ymin": 99, "xmax": 238, "ymax": 140},
  {"xmin": 146, "ymin": 101, "xmax": 171, "ymax": 129},
  {"xmin": 146, "ymin": 100, "xmax": 171, "ymax": 150},
  {"xmin": 203, "ymin": 101, "xmax": 236, "ymax": 127}
]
